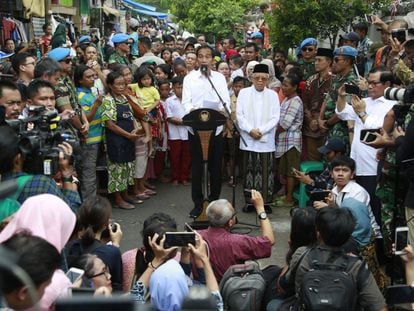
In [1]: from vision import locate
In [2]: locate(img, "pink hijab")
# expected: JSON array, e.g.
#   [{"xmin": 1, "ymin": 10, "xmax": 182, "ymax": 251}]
[{"xmin": 0, "ymin": 194, "xmax": 76, "ymax": 310}]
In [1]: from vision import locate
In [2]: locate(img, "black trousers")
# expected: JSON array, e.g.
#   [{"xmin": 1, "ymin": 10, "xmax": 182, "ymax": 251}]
[
  {"xmin": 356, "ymin": 175, "xmax": 381, "ymax": 227},
  {"xmin": 189, "ymin": 132, "xmax": 224, "ymax": 209}
]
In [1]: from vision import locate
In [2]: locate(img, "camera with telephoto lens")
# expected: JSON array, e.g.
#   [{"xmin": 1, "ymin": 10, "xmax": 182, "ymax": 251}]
[
  {"xmin": 5, "ymin": 106, "xmax": 80, "ymax": 176},
  {"xmin": 384, "ymin": 86, "xmax": 414, "ymax": 126},
  {"xmin": 384, "ymin": 85, "xmax": 414, "ymax": 104}
]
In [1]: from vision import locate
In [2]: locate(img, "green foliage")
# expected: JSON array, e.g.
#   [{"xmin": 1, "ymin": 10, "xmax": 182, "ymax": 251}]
[
  {"xmin": 269, "ymin": 0, "xmax": 392, "ymax": 50},
  {"xmin": 168, "ymin": 0, "xmax": 257, "ymax": 40}
]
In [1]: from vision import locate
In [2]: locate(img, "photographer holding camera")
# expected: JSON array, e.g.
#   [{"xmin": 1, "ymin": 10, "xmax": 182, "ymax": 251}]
[
  {"xmin": 335, "ymin": 67, "xmax": 397, "ymax": 229},
  {"xmin": 0, "ymin": 125, "xmax": 81, "ymax": 214}
]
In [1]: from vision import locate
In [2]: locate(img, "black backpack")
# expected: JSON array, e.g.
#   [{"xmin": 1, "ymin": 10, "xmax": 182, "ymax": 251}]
[
  {"xmin": 297, "ymin": 247, "xmax": 367, "ymax": 311},
  {"xmin": 219, "ymin": 262, "xmax": 266, "ymax": 311}
]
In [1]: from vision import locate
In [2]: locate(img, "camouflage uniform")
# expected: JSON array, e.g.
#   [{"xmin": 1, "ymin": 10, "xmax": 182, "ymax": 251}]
[
  {"xmin": 108, "ymin": 51, "xmax": 131, "ymax": 67},
  {"xmin": 298, "ymin": 59, "xmax": 316, "ymax": 81},
  {"xmin": 323, "ymin": 71, "xmax": 357, "ymax": 150},
  {"xmin": 55, "ymin": 75, "xmax": 84, "ymax": 136},
  {"xmin": 377, "ymin": 62, "xmax": 414, "ymax": 256}
]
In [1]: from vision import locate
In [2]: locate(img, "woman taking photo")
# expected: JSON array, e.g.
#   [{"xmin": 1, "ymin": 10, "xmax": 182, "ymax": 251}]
[{"xmin": 67, "ymin": 195, "xmax": 123, "ymax": 291}]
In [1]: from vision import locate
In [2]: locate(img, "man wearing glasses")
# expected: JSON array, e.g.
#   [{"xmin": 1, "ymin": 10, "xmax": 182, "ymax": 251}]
[
  {"xmin": 11, "ymin": 52, "xmax": 36, "ymax": 87},
  {"xmin": 319, "ymin": 46, "xmax": 358, "ymax": 150},
  {"xmin": 108, "ymin": 33, "xmax": 132, "ymax": 69},
  {"xmin": 236, "ymin": 64, "xmax": 280, "ymax": 208},
  {"xmin": 49, "ymin": 47, "xmax": 89, "ymax": 140},
  {"xmin": 298, "ymin": 37, "xmax": 317, "ymax": 80},
  {"xmin": 335, "ymin": 67, "xmax": 396, "ymax": 230}
]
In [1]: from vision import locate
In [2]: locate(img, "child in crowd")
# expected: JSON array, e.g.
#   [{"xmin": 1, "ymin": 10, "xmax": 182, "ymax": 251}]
[
  {"xmin": 172, "ymin": 59, "xmax": 187, "ymax": 77},
  {"xmin": 229, "ymin": 54, "xmax": 244, "ymax": 80},
  {"xmin": 131, "ymin": 66, "xmax": 160, "ymax": 160},
  {"xmin": 223, "ymin": 76, "xmax": 249, "ymax": 185},
  {"xmin": 154, "ymin": 64, "xmax": 172, "ymax": 83},
  {"xmin": 155, "ymin": 79, "xmax": 171, "ymax": 183},
  {"xmin": 165, "ymin": 76, "xmax": 190, "ymax": 185}
]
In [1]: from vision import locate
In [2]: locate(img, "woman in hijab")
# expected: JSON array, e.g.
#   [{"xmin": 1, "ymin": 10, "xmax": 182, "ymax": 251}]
[
  {"xmin": 0, "ymin": 194, "xmax": 76, "ymax": 310},
  {"xmin": 261, "ymin": 59, "xmax": 281, "ymax": 93}
]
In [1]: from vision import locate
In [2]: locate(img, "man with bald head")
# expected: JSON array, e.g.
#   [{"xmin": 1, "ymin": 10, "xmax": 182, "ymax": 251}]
[{"xmin": 199, "ymin": 190, "xmax": 275, "ymax": 281}]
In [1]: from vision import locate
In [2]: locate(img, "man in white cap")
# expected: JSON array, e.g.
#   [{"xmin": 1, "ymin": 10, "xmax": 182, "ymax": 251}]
[{"xmin": 236, "ymin": 63, "xmax": 280, "ymax": 209}]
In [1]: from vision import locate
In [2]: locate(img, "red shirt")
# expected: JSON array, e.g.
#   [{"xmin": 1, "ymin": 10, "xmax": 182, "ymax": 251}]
[{"xmin": 199, "ymin": 226, "xmax": 272, "ymax": 281}]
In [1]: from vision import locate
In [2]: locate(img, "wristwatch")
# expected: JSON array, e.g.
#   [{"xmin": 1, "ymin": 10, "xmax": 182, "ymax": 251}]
[
  {"xmin": 258, "ymin": 212, "xmax": 267, "ymax": 220},
  {"xmin": 358, "ymin": 111, "xmax": 367, "ymax": 119}
]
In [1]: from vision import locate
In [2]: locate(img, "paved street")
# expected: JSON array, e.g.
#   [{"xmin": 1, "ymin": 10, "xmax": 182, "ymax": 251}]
[{"xmin": 112, "ymin": 180, "xmax": 291, "ymax": 268}]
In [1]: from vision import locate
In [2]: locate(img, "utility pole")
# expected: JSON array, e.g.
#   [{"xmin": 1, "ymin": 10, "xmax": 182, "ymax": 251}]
[{"xmin": 45, "ymin": 0, "xmax": 51, "ymax": 23}]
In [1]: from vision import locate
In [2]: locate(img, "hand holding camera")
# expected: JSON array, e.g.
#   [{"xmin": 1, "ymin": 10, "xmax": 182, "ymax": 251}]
[
  {"xmin": 108, "ymin": 222, "xmax": 122, "ymax": 247},
  {"xmin": 148, "ymin": 233, "xmax": 179, "ymax": 268},
  {"xmin": 58, "ymin": 142, "xmax": 74, "ymax": 176}
]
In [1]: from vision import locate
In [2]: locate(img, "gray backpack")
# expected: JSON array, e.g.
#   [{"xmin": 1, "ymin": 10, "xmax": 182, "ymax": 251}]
[{"xmin": 219, "ymin": 262, "xmax": 266, "ymax": 311}]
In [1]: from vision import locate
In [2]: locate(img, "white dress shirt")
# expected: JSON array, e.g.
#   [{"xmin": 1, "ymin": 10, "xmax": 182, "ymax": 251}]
[
  {"xmin": 165, "ymin": 95, "xmax": 188, "ymax": 140},
  {"xmin": 332, "ymin": 180, "xmax": 381, "ymax": 238},
  {"xmin": 336, "ymin": 96, "xmax": 396, "ymax": 176},
  {"xmin": 236, "ymin": 86, "xmax": 280, "ymax": 152},
  {"xmin": 182, "ymin": 69, "xmax": 231, "ymax": 135}
]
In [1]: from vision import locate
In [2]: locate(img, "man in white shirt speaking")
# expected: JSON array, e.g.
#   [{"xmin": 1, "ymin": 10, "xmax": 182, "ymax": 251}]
[
  {"xmin": 236, "ymin": 63, "xmax": 280, "ymax": 209},
  {"xmin": 335, "ymin": 66, "xmax": 397, "ymax": 227},
  {"xmin": 182, "ymin": 44, "xmax": 231, "ymax": 218}
]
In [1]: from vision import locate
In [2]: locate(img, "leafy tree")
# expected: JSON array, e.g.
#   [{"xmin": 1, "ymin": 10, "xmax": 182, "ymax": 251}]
[
  {"xmin": 268, "ymin": 0, "xmax": 392, "ymax": 50},
  {"xmin": 167, "ymin": 0, "xmax": 257, "ymax": 40}
]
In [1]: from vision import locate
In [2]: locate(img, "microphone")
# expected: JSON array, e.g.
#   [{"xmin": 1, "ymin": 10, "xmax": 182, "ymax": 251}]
[{"xmin": 200, "ymin": 65, "xmax": 208, "ymax": 76}]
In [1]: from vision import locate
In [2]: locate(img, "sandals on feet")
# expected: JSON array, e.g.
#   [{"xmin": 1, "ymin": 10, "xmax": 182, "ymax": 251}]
[{"xmin": 114, "ymin": 202, "xmax": 136, "ymax": 210}]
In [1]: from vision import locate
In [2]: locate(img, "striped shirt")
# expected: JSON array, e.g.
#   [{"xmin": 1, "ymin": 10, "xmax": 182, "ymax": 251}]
[
  {"xmin": 275, "ymin": 95, "xmax": 303, "ymax": 158},
  {"xmin": 77, "ymin": 87, "xmax": 103, "ymax": 144}
]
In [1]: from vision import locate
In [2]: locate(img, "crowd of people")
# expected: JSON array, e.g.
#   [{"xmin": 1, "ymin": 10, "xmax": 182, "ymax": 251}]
[{"xmin": 0, "ymin": 7, "xmax": 414, "ymax": 311}]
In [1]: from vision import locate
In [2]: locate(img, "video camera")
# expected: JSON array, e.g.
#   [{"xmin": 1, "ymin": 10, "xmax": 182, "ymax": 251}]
[{"xmin": 3, "ymin": 106, "xmax": 80, "ymax": 176}]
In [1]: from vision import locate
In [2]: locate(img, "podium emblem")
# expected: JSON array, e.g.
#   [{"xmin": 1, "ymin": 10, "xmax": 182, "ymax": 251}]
[{"xmin": 199, "ymin": 110, "xmax": 210, "ymax": 122}]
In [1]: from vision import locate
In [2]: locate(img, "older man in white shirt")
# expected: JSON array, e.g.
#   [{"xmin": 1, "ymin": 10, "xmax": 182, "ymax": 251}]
[
  {"xmin": 237, "ymin": 63, "xmax": 280, "ymax": 208},
  {"xmin": 335, "ymin": 66, "xmax": 396, "ymax": 227},
  {"xmin": 182, "ymin": 44, "xmax": 231, "ymax": 218}
]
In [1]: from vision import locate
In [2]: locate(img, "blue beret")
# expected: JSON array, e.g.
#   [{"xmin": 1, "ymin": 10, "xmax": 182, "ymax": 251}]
[
  {"xmin": 334, "ymin": 45, "xmax": 358, "ymax": 58},
  {"xmin": 112, "ymin": 33, "xmax": 130, "ymax": 44},
  {"xmin": 300, "ymin": 37, "xmax": 317, "ymax": 49},
  {"xmin": 251, "ymin": 31, "xmax": 263, "ymax": 39},
  {"xmin": 47, "ymin": 47, "xmax": 71, "ymax": 62},
  {"xmin": 79, "ymin": 35, "xmax": 91, "ymax": 44}
]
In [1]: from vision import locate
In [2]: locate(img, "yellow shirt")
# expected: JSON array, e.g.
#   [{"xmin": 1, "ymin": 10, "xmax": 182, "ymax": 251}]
[{"xmin": 129, "ymin": 84, "xmax": 160, "ymax": 110}]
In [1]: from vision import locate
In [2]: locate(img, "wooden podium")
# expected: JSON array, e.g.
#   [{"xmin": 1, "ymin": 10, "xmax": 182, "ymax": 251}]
[{"xmin": 183, "ymin": 109, "xmax": 226, "ymax": 227}]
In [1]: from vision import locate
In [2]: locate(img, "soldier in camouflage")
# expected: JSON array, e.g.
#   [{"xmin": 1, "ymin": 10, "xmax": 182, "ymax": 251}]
[
  {"xmin": 108, "ymin": 33, "xmax": 132, "ymax": 70},
  {"xmin": 297, "ymin": 37, "xmax": 317, "ymax": 80},
  {"xmin": 319, "ymin": 46, "xmax": 359, "ymax": 152},
  {"xmin": 48, "ymin": 47, "xmax": 89, "ymax": 139}
]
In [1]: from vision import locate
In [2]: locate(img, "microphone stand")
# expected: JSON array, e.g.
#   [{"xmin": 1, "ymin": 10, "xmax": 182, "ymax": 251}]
[
  {"xmin": 201, "ymin": 66, "xmax": 247, "ymax": 149},
  {"xmin": 201, "ymin": 67, "xmax": 259, "ymax": 229}
]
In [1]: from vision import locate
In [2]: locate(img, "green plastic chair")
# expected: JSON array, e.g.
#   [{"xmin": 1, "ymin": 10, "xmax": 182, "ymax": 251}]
[{"xmin": 293, "ymin": 161, "xmax": 324, "ymax": 208}]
